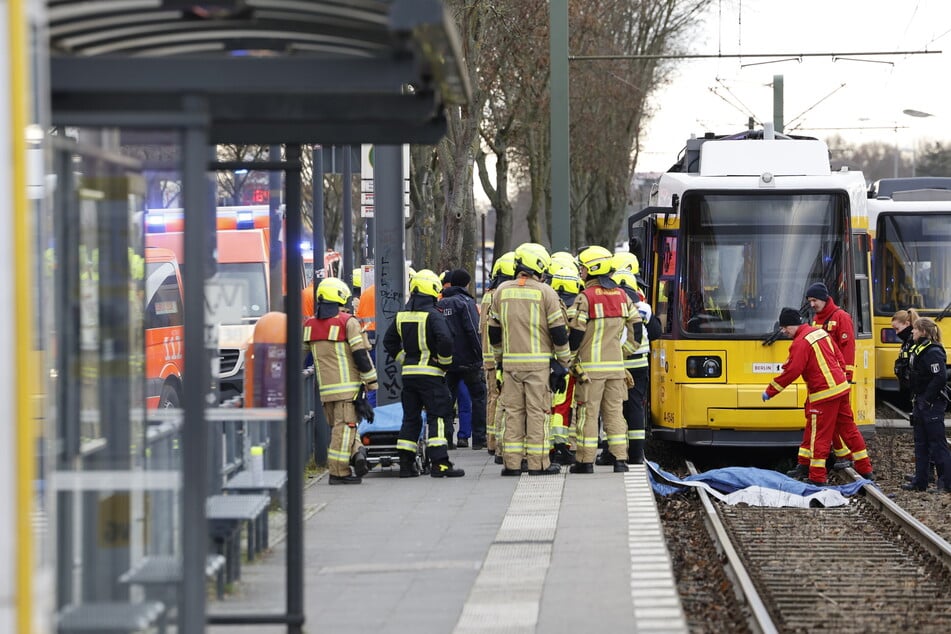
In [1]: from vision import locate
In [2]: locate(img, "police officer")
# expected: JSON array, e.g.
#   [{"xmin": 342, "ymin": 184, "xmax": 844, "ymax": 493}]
[
  {"xmin": 382, "ymin": 269, "xmax": 465, "ymax": 478},
  {"xmin": 480, "ymin": 252, "xmax": 516, "ymax": 459},
  {"xmin": 892, "ymin": 309, "xmax": 940, "ymax": 485},
  {"xmin": 438, "ymin": 268, "xmax": 488, "ymax": 450},
  {"xmin": 569, "ymin": 245, "xmax": 641, "ymax": 474},
  {"xmin": 549, "ymin": 265, "xmax": 581, "ymax": 465},
  {"xmin": 303, "ymin": 278, "xmax": 377, "ymax": 485},
  {"xmin": 489, "ymin": 243, "xmax": 569, "ymax": 476},
  {"xmin": 763, "ymin": 308, "xmax": 874, "ymax": 485},
  {"xmin": 901, "ymin": 318, "xmax": 951, "ymax": 492},
  {"xmin": 805, "ymin": 282, "xmax": 856, "ymax": 469}
]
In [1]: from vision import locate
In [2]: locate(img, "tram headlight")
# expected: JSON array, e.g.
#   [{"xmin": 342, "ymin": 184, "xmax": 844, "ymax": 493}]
[
  {"xmin": 880, "ymin": 328, "xmax": 900, "ymax": 344},
  {"xmin": 686, "ymin": 355, "xmax": 722, "ymax": 378}
]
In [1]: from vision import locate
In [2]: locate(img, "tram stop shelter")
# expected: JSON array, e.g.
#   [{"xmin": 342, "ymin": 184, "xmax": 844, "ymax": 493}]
[{"xmin": 45, "ymin": 1, "xmax": 468, "ymax": 632}]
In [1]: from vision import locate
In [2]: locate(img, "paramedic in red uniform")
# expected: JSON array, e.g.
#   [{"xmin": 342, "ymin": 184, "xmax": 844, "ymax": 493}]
[
  {"xmin": 806, "ymin": 282, "xmax": 857, "ymax": 470},
  {"xmin": 763, "ymin": 308, "xmax": 874, "ymax": 485}
]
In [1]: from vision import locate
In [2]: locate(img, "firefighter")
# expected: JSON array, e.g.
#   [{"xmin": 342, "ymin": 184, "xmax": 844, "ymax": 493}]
[
  {"xmin": 901, "ymin": 318, "xmax": 951, "ymax": 492},
  {"xmin": 608, "ymin": 267, "xmax": 659, "ymax": 465},
  {"xmin": 351, "ymin": 267, "xmax": 362, "ymax": 315},
  {"xmin": 382, "ymin": 269, "xmax": 465, "ymax": 478},
  {"xmin": 549, "ymin": 265, "xmax": 581, "ymax": 465},
  {"xmin": 567, "ymin": 246, "xmax": 641, "ymax": 473},
  {"xmin": 489, "ymin": 242, "xmax": 569, "ymax": 476},
  {"xmin": 763, "ymin": 308, "xmax": 874, "ymax": 485},
  {"xmin": 303, "ymin": 278, "xmax": 377, "ymax": 485},
  {"xmin": 480, "ymin": 252, "xmax": 516, "ymax": 459},
  {"xmin": 804, "ymin": 282, "xmax": 857, "ymax": 471}
]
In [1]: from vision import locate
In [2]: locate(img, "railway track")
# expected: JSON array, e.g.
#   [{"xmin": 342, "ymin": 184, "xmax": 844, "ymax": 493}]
[{"xmin": 687, "ymin": 461, "xmax": 951, "ymax": 633}]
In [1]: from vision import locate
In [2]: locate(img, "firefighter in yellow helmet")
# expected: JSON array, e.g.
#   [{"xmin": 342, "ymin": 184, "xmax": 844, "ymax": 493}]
[
  {"xmin": 609, "ymin": 268, "xmax": 658, "ymax": 465},
  {"xmin": 548, "ymin": 265, "xmax": 582, "ymax": 465},
  {"xmin": 611, "ymin": 251, "xmax": 640, "ymax": 276},
  {"xmin": 303, "ymin": 277, "xmax": 377, "ymax": 484},
  {"xmin": 568, "ymin": 245, "xmax": 642, "ymax": 473},
  {"xmin": 489, "ymin": 243, "xmax": 570, "ymax": 475},
  {"xmin": 481, "ymin": 252, "xmax": 516, "ymax": 459},
  {"xmin": 383, "ymin": 269, "xmax": 465, "ymax": 478},
  {"xmin": 351, "ymin": 267, "xmax": 363, "ymax": 315}
]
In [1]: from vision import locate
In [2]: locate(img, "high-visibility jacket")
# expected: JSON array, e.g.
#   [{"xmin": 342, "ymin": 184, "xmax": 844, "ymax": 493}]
[
  {"xmin": 811, "ymin": 299, "xmax": 855, "ymax": 380},
  {"xmin": 765, "ymin": 325, "xmax": 850, "ymax": 403},
  {"xmin": 569, "ymin": 280, "xmax": 640, "ymax": 379},
  {"xmin": 480, "ymin": 289, "xmax": 496, "ymax": 369},
  {"xmin": 303, "ymin": 311, "xmax": 376, "ymax": 402},
  {"xmin": 355, "ymin": 283, "xmax": 376, "ymax": 333},
  {"xmin": 488, "ymin": 274, "xmax": 570, "ymax": 370},
  {"xmin": 382, "ymin": 295, "xmax": 454, "ymax": 378}
]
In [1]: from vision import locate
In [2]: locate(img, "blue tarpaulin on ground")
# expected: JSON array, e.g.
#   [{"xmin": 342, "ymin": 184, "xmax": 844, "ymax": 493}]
[{"xmin": 647, "ymin": 461, "xmax": 871, "ymax": 508}]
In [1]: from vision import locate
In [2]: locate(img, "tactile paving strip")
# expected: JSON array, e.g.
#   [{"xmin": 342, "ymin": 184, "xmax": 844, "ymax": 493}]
[
  {"xmin": 625, "ymin": 465, "xmax": 688, "ymax": 633},
  {"xmin": 454, "ymin": 473, "xmax": 566, "ymax": 634}
]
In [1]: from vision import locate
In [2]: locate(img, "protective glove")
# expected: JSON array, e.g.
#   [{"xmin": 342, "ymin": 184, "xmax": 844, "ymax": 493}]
[
  {"xmin": 495, "ymin": 368, "xmax": 503, "ymax": 391},
  {"xmin": 761, "ymin": 391, "xmax": 770, "ymax": 402},
  {"xmin": 354, "ymin": 386, "xmax": 375, "ymax": 423},
  {"xmin": 549, "ymin": 359, "xmax": 568, "ymax": 393}
]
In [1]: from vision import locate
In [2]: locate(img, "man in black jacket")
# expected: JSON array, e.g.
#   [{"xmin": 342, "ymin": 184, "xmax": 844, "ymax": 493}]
[
  {"xmin": 437, "ymin": 269, "xmax": 488, "ymax": 450},
  {"xmin": 382, "ymin": 269, "xmax": 465, "ymax": 478}
]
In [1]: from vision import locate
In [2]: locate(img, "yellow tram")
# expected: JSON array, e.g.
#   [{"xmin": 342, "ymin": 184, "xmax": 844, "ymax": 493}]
[
  {"xmin": 629, "ymin": 129, "xmax": 875, "ymax": 446},
  {"xmin": 868, "ymin": 177, "xmax": 951, "ymax": 392}
]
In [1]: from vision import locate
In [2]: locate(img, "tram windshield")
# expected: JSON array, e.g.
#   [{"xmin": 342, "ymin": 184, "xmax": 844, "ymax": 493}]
[
  {"xmin": 680, "ymin": 193, "xmax": 848, "ymax": 337},
  {"xmin": 876, "ymin": 212, "xmax": 951, "ymax": 314}
]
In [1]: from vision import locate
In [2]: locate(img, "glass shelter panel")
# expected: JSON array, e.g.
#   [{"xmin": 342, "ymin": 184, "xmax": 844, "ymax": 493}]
[
  {"xmin": 49, "ymin": 134, "xmax": 185, "ymax": 632},
  {"xmin": 680, "ymin": 193, "xmax": 848, "ymax": 337}
]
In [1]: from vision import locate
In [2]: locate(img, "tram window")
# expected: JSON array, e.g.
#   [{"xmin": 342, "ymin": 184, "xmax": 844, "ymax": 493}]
[
  {"xmin": 654, "ymin": 234, "xmax": 677, "ymax": 335},
  {"xmin": 852, "ymin": 234, "xmax": 872, "ymax": 337},
  {"xmin": 680, "ymin": 192, "xmax": 846, "ymax": 338},
  {"xmin": 878, "ymin": 213, "xmax": 951, "ymax": 311}
]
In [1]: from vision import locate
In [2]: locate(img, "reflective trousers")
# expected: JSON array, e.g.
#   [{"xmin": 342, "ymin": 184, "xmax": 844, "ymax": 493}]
[
  {"xmin": 499, "ymin": 369, "xmax": 551, "ymax": 471},
  {"xmin": 398, "ymin": 375, "xmax": 452, "ymax": 464},
  {"xmin": 574, "ymin": 377, "xmax": 628, "ymax": 464},
  {"xmin": 622, "ymin": 367, "xmax": 648, "ymax": 463},
  {"xmin": 485, "ymin": 368, "xmax": 500, "ymax": 452},
  {"xmin": 801, "ymin": 393, "xmax": 872, "ymax": 483},
  {"xmin": 323, "ymin": 400, "xmax": 360, "ymax": 477}
]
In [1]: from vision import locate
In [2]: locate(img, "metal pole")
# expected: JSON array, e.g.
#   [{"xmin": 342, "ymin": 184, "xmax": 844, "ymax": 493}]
[
  {"xmin": 269, "ymin": 144, "xmax": 283, "ymax": 310},
  {"xmin": 311, "ymin": 148, "xmax": 330, "ymax": 467},
  {"xmin": 550, "ymin": 0, "xmax": 570, "ymax": 252},
  {"xmin": 481, "ymin": 211, "xmax": 487, "ymax": 294},
  {"xmin": 342, "ymin": 146, "xmax": 354, "ymax": 287},
  {"xmin": 284, "ymin": 144, "xmax": 305, "ymax": 634},
  {"xmin": 180, "ymin": 96, "xmax": 210, "ymax": 634},
  {"xmin": 773, "ymin": 75, "xmax": 784, "ymax": 133},
  {"xmin": 373, "ymin": 146, "xmax": 405, "ymax": 406}
]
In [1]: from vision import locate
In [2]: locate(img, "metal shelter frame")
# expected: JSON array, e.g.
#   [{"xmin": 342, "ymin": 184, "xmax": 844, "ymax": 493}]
[{"xmin": 46, "ymin": 1, "xmax": 469, "ymax": 632}]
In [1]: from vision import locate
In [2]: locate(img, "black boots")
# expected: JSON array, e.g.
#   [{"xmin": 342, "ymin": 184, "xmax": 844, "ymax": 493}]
[
  {"xmin": 329, "ymin": 474, "xmax": 362, "ymax": 485},
  {"xmin": 551, "ymin": 443, "xmax": 576, "ymax": 465},
  {"xmin": 595, "ymin": 451, "xmax": 616, "ymax": 466},
  {"xmin": 431, "ymin": 460, "xmax": 465, "ymax": 478},
  {"xmin": 613, "ymin": 461, "xmax": 629, "ymax": 473},
  {"xmin": 628, "ymin": 440, "xmax": 645, "ymax": 465},
  {"xmin": 786, "ymin": 464, "xmax": 808, "ymax": 479},
  {"xmin": 569, "ymin": 462, "xmax": 594, "ymax": 474},
  {"xmin": 529, "ymin": 464, "xmax": 561, "ymax": 476},
  {"xmin": 351, "ymin": 446, "xmax": 369, "ymax": 477},
  {"xmin": 399, "ymin": 450, "xmax": 419, "ymax": 478}
]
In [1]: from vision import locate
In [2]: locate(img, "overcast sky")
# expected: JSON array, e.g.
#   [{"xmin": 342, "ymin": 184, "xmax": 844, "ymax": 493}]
[{"xmin": 637, "ymin": 0, "xmax": 951, "ymax": 172}]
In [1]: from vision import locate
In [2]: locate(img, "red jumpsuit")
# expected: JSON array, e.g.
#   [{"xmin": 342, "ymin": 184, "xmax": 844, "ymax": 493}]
[
  {"xmin": 811, "ymin": 299, "xmax": 856, "ymax": 463},
  {"xmin": 765, "ymin": 325, "xmax": 872, "ymax": 483}
]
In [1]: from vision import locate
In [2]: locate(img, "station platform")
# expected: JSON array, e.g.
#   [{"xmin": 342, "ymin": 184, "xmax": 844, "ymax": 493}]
[{"xmin": 209, "ymin": 448, "xmax": 686, "ymax": 633}]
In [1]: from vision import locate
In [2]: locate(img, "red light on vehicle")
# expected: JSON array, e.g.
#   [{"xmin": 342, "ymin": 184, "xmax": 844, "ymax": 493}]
[
  {"xmin": 252, "ymin": 189, "xmax": 269, "ymax": 203},
  {"xmin": 362, "ymin": 435, "xmax": 371, "ymax": 446}
]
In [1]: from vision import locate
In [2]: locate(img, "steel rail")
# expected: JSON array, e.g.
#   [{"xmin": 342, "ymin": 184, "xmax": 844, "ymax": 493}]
[
  {"xmin": 846, "ymin": 467, "xmax": 951, "ymax": 568},
  {"xmin": 686, "ymin": 461, "xmax": 778, "ymax": 634}
]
